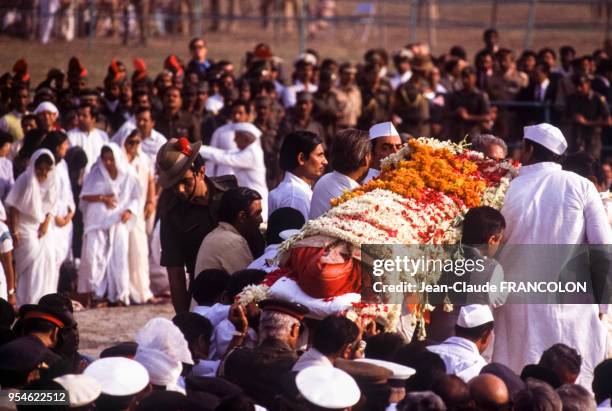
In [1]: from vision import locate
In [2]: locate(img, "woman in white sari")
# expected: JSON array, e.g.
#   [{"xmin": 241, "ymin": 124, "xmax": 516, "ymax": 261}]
[
  {"xmin": 41, "ymin": 131, "xmax": 75, "ymax": 271},
  {"xmin": 117, "ymin": 129, "xmax": 155, "ymax": 304},
  {"xmin": 6, "ymin": 149, "xmax": 59, "ymax": 306},
  {"xmin": 78, "ymin": 143, "xmax": 140, "ymax": 306}
]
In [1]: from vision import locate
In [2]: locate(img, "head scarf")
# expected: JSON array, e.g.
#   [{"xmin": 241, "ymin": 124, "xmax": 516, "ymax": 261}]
[{"xmin": 5, "ymin": 148, "xmax": 57, "ymax": 223}]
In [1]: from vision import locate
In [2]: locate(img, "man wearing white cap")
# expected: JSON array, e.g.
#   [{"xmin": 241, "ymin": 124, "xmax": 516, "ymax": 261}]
[
  {"xmin": 33, "ymin": 101, "xmax": 59, "ymax": 133},
  {"xmin": 427, "ymin": 304, "xmax": 494, "ymax": 382},
  {"xmin": 200, "ymin": 121, "xmax": 268, "ymax": 218},
  {"xmin": 363, "ymin": 121, "xmax": 403, "ymax": 183},
  {"xmin": 493, "ymin": 123, "xmax": 612, "ymax": 389}
]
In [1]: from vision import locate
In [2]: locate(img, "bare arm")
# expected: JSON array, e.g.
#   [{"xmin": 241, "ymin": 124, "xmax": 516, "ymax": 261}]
[
  {"xmin": 168, "ymin": 266, "xmax": 189, "ymax": 313},
  {"xmin": 1, "ymin": 251, "xmax": 15, "ymax": 305},
  {"xmin": 8, "ymin": 207, "xmax": 19, "ymax": 247}
]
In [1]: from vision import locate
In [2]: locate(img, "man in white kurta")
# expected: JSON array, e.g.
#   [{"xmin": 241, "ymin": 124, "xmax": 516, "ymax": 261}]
[
  {"xmin": 309, "ymin": 172, "xmax": 360, "ymax": 219},
  {"xmin": 68, "ymin": 105, "xmax": 109, "ymax": 175},
  {"xmin": 208, "ymin": 121, "xmax": 262, "ymax": 178},
  {"xmin": 268, "ymin": 172, "xmax": 312, "ymax": 221},
  {"xmin": 493, "ymin": 123, "xmax": 612, "ymax": 389},
  {"xmin": 428, "ymin": 305, "xmax": 493, "ymax": 382}
]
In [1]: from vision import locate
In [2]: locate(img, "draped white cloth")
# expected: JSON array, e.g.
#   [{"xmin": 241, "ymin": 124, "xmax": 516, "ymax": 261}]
[
  {"xmin": 5, "ymin": 149, "xmax": 59, "ymax": 306},
  {"xmin": 67, "ymin": 128, "xmax": 109, "ymax": 175},
  {"xmin": 54, "ymin": 159, "xmax": 75, "ymax": 269},
  {"xmin": 207, "ymin": 122, "xmax": 262, "ymax": 177},
  {"xmin": 77, "ymin": 143, "xmax": 140, "ymax": 304},
  {"xmin": 493, "ymin": 162, "xmax": 612, "ymax": 389},
  {"xmin": 116, "ymin": 133, "xmax": 154, "ymax": 304},
  {"xmin": 267, "ymin": 172, "xmax": 312, "ymax": 220}
]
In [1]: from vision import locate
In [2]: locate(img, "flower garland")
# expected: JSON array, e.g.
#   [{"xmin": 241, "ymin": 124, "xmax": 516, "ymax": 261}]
[
  {"xmin": 345, "ymin": 303, "xmax": 402, "ymax": 332},
  {"xmin": 235, "ymin": 284, "xmax": 269, "ymax": 306}
]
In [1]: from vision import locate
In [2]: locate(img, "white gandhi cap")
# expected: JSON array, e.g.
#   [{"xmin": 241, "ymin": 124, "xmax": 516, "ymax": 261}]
[
  {"xmin": 457, "ymin": 304, "xmax": 494, "ymax": 328},
  {"xmin": 368, "ymin": 122, "xmax": 400, "ymax": 141},
  {"xmin": 53, "ymin": 374, "xmax": 102, "ymax": 407},
  {"xmin": 33, "ymin": 101, "xmax": 59, "ymax": 115},
  {"xmin": 523, "ymin": 123, "xmax": 567, "ymax": 155},
  {"xmin": 296, "ymin": 366, "xmax": 361, "ymax": 409},
  {"xmin": 84, "ymin": 357, "xmax": 150, "ymax": 396}
]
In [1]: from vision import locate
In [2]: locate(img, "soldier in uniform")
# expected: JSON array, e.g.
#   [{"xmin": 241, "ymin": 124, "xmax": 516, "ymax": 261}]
[
  {"xmin": 220, "ymin": 299, "xmax": 309, "ymax": 409},
  {"xmin": 156, "ymin": 138, "xmax": 237, "ymax": 313},
  {"xmin": 358, "ymin": 63, "xmax": 393, "ymax": 130}
]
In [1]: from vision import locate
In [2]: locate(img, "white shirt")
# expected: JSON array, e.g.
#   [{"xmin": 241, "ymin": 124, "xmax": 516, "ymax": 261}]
[
  {"xmin": 205, "ymin": 94, "xmax": 224, "ymax": 115},
  {"xmin": 268, "ymin": 172, "xmax": 312, "ymax": 220},
  {"xmin": 68, "ymin": 128, "xmax": 109, "ymax": 174},
  {"xmin": 309, "ymin": 171, "xmax": 360, "ymax": 219},
  {"xmin": 248, "ymin": 244, "xmax": 279, "ymax": 273},
  {"xmin": 200, "ymin": 142, "xmax": 269, "ymax": 218},
  {"xmin": 390, "ymin": 71, "xmax": 413, "ymax": 90},
  {"xmin": 210, "ymin": 319, "xmax": 257, "ymax": 360},
  {"xmin": 192, "ymin": 303, "xmax": 230, "ymax": 328},
  {"xmin": 501, "ymin": 162, "xmax": 611, "ymax": 245},
  {"xmin": 140, "ymin": 130, "xmax": 167, "ymax": 165},
  {"xmin": 292, "ymin": 348, "xmax": 333, "ymax": 372},
  {"xmin": 427, "ymin": 336, "xmax": 487, "ymax": 382},
  {"xmin": 111, "ymin": 116, "xmax": 136, "ymax": 142},
  {"xmin": 0, "ymin": 157, "xmax": 14, "ymax": 201},
  {"xmin": 208, "ymin": 122, "xmax": 262, "ymax": 177},
  {"xmin": 282, "ymin": 81, "xmax": 318, "ymax": 108},
  {"xmin": 362, "ymin": 168, "xmax": 380, "ymax": 184},
  {"xmin": 535, "ymin": 78, "xmax": 550, "ymax": 102},
  {"xmin": 0, "ymin": 221, "xmax": 13, "ymax": 300}
]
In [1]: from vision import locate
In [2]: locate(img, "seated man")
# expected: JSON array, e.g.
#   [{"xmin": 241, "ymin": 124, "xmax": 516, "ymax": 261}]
[
  {"xmin": 190, "ymin": 269, "xmax": 230, "ymax": 327},
  {"xmin": 427, "ymin": 305, "xmax": 494, "ymax": 382}
]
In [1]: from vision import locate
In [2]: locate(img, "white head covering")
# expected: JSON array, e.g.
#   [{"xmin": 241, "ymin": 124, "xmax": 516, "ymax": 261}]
[
  {"xmin": 84, "ymin": 357, "xmax": 149, "ymax": 396},
  {"xmin": 54, "ymin": 374, "xmax": 102, "ymax": 407},
  {"xmin": 523, "ymin": 123, "xmax": 567, "ymax": 155},
  {"xmin": 33, "ymin": 101, "xmax": 59, "ymax": 115},
  {"xmin": 355, "ymin": 358, "xmax": 415, "ymax": 380},
  {"xmin": 134, "ymin": 347, "xmax": 184, "ymax": 392},
  {"xmin": 369, "ymin": 122, "xmax": 400, "ymax": 141},
  {"xmin": 135, "ymin": 317, "xmax": 193, "ymax": 365},
  {"xmin": 233, "ymin": 122, "xmax": 263, "ymax": 140},
  {"xmin": 80, "ymin": 142, "xmax": 140, "ymax": 233},
  {"xmin": 5, "ymin": 148, "xmax": 57, "ymax": 223},
  {"xmin": 457, "ymin": 304, "xmax": 494, "ymax": 328},
  {"xmin": 296, "ymin": 366, "xmax": 360, "ymax": 409}
]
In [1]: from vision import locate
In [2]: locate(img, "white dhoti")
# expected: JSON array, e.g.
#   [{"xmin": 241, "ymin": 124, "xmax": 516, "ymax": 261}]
[{"xmin": 149, "ymin": 220, "xmax": 169, "ymax": 296}]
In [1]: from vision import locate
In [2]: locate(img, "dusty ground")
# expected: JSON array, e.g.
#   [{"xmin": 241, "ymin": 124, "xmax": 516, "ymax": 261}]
[
  {"xmin": 0, "ymin": 2, "xmax": 608, "ymax": 85},
  {"xmin": 75, "ymin": 303, "xmax": 174, "ymax": 358}
]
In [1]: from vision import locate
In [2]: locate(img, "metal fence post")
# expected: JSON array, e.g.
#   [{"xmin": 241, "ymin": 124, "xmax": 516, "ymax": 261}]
[
  {"xmin": 298, "ymin": 0, "xmax": 307, "ymax": 54},
  {"xmin": 410, "ymin": 0, "xmax": 418, "ymax": 43},
  {"xmin": 88, "ymin": 0, "xmax": 95, "ymax": 50},
  {"xmin": 524, "ymin": 0, "xmax": 538, "ymax": 50},
  {"xmin": 194, "ymin": 0, "xmax": 202, "ymax": 37}
]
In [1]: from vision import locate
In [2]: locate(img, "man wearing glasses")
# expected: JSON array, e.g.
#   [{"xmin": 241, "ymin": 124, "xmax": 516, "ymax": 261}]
[
  {"xmin": 186, "ymin": 37, "xmax": 214, "ymax": 83},
  {"xmin": 156, "ymin": 138, "xmax": 236, "ymax": 313}
]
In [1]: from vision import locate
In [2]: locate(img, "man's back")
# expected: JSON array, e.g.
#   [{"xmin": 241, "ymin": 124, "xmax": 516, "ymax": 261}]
[{"xmin": 501, "ymin": 162, "xmax": 610, "ymax": 245}]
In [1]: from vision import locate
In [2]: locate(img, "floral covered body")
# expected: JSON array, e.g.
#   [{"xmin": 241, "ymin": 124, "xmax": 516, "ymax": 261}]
[{"xmin": 271, "ymin": 138, "xmax": 518, "ymax": 331}]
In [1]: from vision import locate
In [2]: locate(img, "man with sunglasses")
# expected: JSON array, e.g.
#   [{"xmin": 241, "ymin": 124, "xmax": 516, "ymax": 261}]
[{"xmin": 156, "ymin": 138, "xmax": 237, "ymax": 313}]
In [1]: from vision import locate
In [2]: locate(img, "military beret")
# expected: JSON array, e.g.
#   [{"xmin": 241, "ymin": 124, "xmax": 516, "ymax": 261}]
[{"xmin": 259, "ymin": 299, "xmax": 309, "ymax": 320}]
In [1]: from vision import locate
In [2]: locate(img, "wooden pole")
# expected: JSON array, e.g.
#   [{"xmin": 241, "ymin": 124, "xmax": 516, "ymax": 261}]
[
  {"xmin": 491, "ymin": 0, "xmax": 499, "ymax": 28},
  {"xmin": 524, "ymin": 0, "xmax": 538, "ymax": 50},
  {"xmin": 410, "ymin": 0, "xmax": 419, "ymax": 43}
]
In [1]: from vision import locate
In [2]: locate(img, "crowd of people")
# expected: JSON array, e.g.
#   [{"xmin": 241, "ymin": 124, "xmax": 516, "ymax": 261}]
[{"xmin": 0, "ymin": 28, "xmax": 610, "ymax": 410}]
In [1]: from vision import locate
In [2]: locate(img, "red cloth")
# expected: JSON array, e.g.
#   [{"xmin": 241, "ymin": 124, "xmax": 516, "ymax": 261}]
[{"xmin": 286, "ymin": 247, "xmax": 361, "ymax": 299}]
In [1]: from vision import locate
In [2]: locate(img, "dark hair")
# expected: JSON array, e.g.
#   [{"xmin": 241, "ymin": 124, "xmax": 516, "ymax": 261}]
[
  {"xmin": 461, "ymin": 206, "xmax": 506, "ymax": 245},
  {"xmin": 597, "ymin": 59, "xmax": 612, "ymax": 76},
  {"xmin": 364, "ymin": 332, "xmax": 406, "ymax": 362},
  {"xmin": 400, "ymin": 349, "xmax": 447, "ymax": 392},
  {"xmin": 218, "ymin": 187, "xmax": 262, "ymax": 224},
  {"xmin": 21, "ymin": 317, "xmax": 58, "ymax": 335},
  {"xmin": 266, "ymin": 207, "xmax": 305, "ymax": 245},
  {"xmin": 560, "ymin": 46, "xmax": 576, "ymax": 58},
  {"xmin": 312, "ymin": 315, "xmax": 359, "ymax": 356},
  {"xmin": 34, "ymin": 153, "xmax": 54, "ymax": 169},
  {"xmin": 330, "ymin": 129, "xmax": 370, "ymax": 173},
  {"xmin": 484, "ymin": 28, "xmax": 498, "ymax": 39},
  {"xmin": 536, "ymin": 61, "xmax": 551, "ymax": 75},
  {"xmin": 279, "ymin": 131, "xmax": 322, "ymax": 172},
  {"xmin": 513, "ymin": 380, "xmax": 562, "ymax": 411},
  {"xmin": 539, "ymin": 343, "xmax": 582, "ymax": 376},
  {"xmin": 78, "ymin": 102, "xmax": 98, "ymax": 119},
  {"xmin": 215, "ymin": 394, "xmax": 255, "ymax": 411},
  {"xmin": 556, "ymin": 384, "xmax": 596, "ymax": 411},
  {"xmin": 521, "ymin": 364, "xmax": 562, "ymax": 389},
  {"xmin": 562, "ymin": 151, "xmax": 604, "ymax": 185},
  {"xmin": 135, "ymin": 106, "xmax": 152, "ymax": 117},
  {"xmin": 461, "ymin": 66, "xmax": 476, "ymax": 78},
  {"xmin": 0, "ymin": 131, "xmax": 13, "ymax": 147},
  {"xmin": 455, "ymin": 321, "xmax": 494, "ymax": 341},
  {"xmin": 538, "ymin": 47, "xmax": 557, "ymax": 61},
  {"xmin": 593, "ymin": 359, "xmax": 612, "ymax": 404},
  {"xmin": 450, "ymin": 45, "xmax": 467, "ymax": 60},
  {"xmin": 189, "ymin": 37, "xmax": 206, "ymax": 49},
  {"xmin": 172, "ymin": 312, "xmax": 213, "ymax": 345},
  {"xmin": 19, "ymin": 129, "xmax": 46, "ymax": 159},
  {"xmin": 230, "ymin": 99, "xmax": 251, "ymax": 115},
  {"xmin": 191, "ymin": 269, "xmax": 230, "ymax": 305},
  {"xmin": 40, "ymin": 131, "xmax": 68, "ymax": 163},
  {"xmin": 524, "ymin": 139, "xmax": 559, "ymax": 163},
  {"xmin": 227, "ymin": 269, "xmax": 267, "ymax": 300},
  {"xmin": 571, "ymin": 73, "xmax": 590, "ymax": 87}
]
